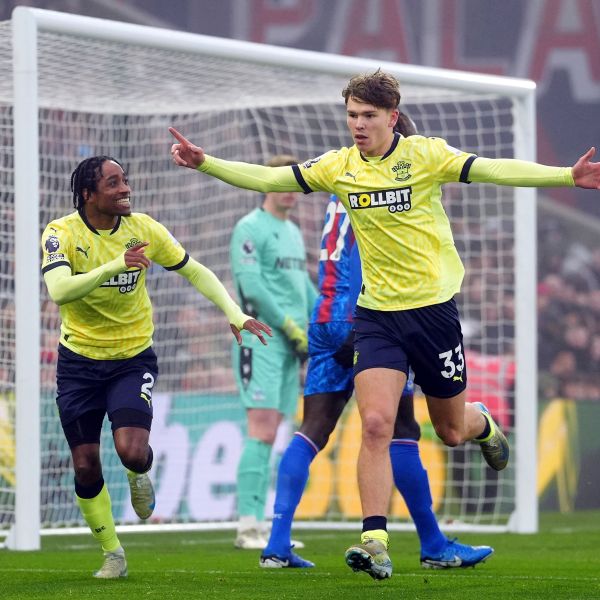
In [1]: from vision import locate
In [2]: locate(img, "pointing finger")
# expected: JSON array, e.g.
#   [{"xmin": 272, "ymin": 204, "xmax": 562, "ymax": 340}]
[{"xmin": 169, "ymin": 127, "xmax": 190, "ymax": 146}]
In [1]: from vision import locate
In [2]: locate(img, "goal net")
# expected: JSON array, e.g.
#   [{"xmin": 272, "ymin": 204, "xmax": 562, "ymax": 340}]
[{"xmin": 1, "ymin": 8, "xmax": 537, "ymax": 549}]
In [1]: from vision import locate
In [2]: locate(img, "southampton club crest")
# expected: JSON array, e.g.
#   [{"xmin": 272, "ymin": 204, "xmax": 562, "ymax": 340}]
[{"xmin": 392, "ymin": 160, "xmax": 411, "ymax": 181}]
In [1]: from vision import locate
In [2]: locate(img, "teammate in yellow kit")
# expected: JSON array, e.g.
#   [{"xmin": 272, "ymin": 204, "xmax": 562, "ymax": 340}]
[{"xmin": 41, "ymin": 155, "xmax": 270, "ymax": 579}]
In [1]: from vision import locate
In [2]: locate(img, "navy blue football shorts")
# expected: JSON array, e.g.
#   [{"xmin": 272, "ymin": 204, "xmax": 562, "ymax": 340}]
[
  {"xmin": 304, "ymin": 321, "xmax": 354, "ymax": 398},
  {"xmin": 353, "ymin": 298, "xmax": 467, "ymax": 398},
  {"xmin": 56, "ymin": 344, "xmax": 158, "ymax": 441}
]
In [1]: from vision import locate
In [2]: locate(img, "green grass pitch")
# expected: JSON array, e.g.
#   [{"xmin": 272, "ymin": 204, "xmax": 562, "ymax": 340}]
[{"xmin": 2, "ymin": 511, "xmax": 599, "ymax": 600}]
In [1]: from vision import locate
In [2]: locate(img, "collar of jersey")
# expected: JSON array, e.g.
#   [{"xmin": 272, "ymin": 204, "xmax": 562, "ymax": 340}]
[
  {"xmin": 359, "ymin": 132, "xmax": 401, "ymax": 163},
  {"xmin": 78, "ymin": 209, "xmax": 122, "ymax": 235}
]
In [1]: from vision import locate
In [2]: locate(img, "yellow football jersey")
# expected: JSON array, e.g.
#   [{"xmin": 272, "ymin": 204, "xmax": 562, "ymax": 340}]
[
  {"xmin": 41, "ymin": 211, "xmax": 187, "ymax": 359},
  {"xmin": 293, "ymin": 134, "xmax": 476, "ymax": 311}
]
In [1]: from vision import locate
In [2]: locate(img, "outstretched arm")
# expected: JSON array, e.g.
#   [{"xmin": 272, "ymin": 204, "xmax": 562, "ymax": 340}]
[
  {"xmin": 469, "ymin": 147, "xmax": 600, "ymax": 189},
  {"xmin": 468, "ymin": 158, "xmax": 574, "ymax": 187},
  {"xmin": 169, "ymin": 127, "xmax": 301, "ymax": 193},
  {"xmin": 177, "ymin": 257, "xmax": 272, "ymax": 345}
]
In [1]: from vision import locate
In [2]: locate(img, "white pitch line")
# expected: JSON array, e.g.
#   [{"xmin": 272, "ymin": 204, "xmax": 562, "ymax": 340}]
[{"xmin": 0, "ymin": 568, "xmax": 597, "ymax": 582}]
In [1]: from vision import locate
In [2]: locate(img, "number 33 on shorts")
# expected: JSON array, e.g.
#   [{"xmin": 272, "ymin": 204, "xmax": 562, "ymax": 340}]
[{"xmin": 438, "ymin": 345, "xmax": 465, "ymax": 381}]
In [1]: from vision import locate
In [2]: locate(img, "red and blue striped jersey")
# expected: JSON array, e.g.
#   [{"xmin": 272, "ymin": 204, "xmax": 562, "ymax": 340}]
[{"xmin": 311, "ymin": 195, "xmax": 357, "ymax": 324}]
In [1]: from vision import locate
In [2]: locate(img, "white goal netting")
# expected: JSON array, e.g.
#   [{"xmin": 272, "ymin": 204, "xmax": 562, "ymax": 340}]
[{"xmin": 0, "ymin": 14, "xmax": 527, "ymax": 536}]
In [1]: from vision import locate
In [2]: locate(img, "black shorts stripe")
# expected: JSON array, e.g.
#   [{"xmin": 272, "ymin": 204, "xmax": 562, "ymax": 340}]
[
  {"xmin": 292, "ymin": 165, "xmax": 312, "ymax": 194},
  {"xmin": 459, "ymin": 155, "xmax": 477, "ymax": 183}
]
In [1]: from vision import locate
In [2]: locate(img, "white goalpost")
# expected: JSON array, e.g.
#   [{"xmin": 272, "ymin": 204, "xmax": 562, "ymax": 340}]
[{"xmin": 0, "ymin": 7, "xmax": 537, "ymax": 550}]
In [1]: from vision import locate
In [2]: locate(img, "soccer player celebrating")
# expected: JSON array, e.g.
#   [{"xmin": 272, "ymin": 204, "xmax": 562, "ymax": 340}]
[
  {"xmin": 41, "ymin": 156, "xmax": 271, "ymax": 579},
  {"xmin": 259, "ymin": 114, "xmax": 492, "ymax": 571},
  {"xmin": 169, "ymin": 69, "xmax": 600, "ymax": 580},
  {"xmin": 230, "ymin": 154, "xmax": 317, "ymax": 549}
]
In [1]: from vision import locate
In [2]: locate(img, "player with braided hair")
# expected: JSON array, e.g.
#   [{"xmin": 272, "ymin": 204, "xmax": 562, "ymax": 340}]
[
  {"xmin": 70, "ymin": 156, "xmax": 124, "ymax": 210},
  {"xmin": 41, "ymin": 156, "xmax": 271, "ymax": 579}
]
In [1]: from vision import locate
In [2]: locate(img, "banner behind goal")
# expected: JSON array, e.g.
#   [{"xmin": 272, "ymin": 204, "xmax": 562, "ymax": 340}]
[{"xmin": 1, "ymin": 7, "xmax": 537, "ymax": 549}]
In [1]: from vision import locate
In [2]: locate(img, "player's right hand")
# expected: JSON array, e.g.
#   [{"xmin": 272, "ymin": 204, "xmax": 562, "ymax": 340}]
[
  {"xmin": 124, "ymin": 241, "xmax": 150, "ymax": 269},
  {"xmin": 231, "ymin": 319, "xmax": 273, "ymax": 346},
  {"xmin": 169, "ymin": 127, "xmax": 205, "ymax": 169},
  {"xmin": 282, "ymin": 316, "xmax": 309, "ymax": 362}
]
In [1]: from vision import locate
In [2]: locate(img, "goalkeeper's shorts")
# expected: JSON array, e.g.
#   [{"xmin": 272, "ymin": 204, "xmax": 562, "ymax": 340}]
[{"xmin": 232, "ymin": 340, "xmax": 299, "ymax": 416}]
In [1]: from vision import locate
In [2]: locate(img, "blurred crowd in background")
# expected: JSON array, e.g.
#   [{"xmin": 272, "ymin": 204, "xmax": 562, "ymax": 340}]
[{"xmin": 538, "ymin": 218, "xmax": 600, "ymax": 402}]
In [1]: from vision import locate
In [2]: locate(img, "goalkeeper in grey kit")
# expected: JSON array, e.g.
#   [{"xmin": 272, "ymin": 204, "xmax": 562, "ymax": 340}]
[{"xmin": 230, "ymin": 154, "xmax": 318, "ymax": 549}]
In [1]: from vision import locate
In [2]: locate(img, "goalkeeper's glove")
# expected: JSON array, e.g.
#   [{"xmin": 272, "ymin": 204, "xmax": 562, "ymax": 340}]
[
  {"xmin": 332, "ymin": 329, "xmax": 355, "ymax": 369},
  {"xmin": 282, "ymin": 316, "xmax": 309, "ymax": 362}
]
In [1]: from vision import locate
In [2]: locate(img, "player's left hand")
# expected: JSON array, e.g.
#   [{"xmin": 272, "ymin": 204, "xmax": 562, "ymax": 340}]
[
  {"xmin": 231, "ymin": 319, "xmax": 272, "ymax": 346},
  {"xmin": 124, "ymin": 241, "xmax": 151, "ymax": 269},
  {"xmin": 572, "ymin": 147, "xmax": 600, "ymax": 189}
]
